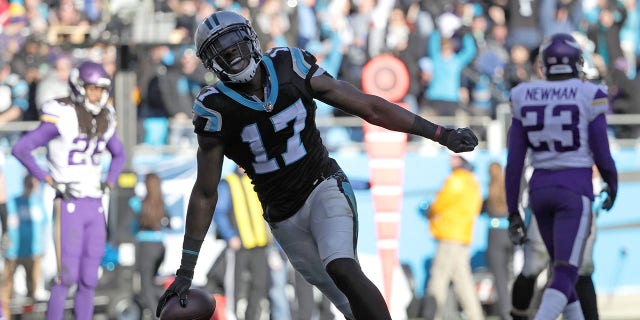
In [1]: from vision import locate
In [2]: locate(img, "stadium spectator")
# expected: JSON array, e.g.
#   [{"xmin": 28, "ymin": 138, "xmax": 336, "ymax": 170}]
[
  {"xmin": 0, "ymin": 151, "xmax": 7, "ymax": 256},
  {"xmin": 23, "ymin": 0, "xmax": 50, "ymax": 36},
  {"xmin": 267, "ymin": 242, "xmax": 291, "ymax": 320},
  {"xmin": 385, "ymin": 6, "xmax": 425, "ymax": 115},
  {"xmin": 504, "ymin": 44, "xmax": 535, "ymax": 90},
  {"xmin": 338, "ymin": 0, "xmax": 375, "ymax": 90},
  {"xmin": 422, "ymin": 154, "xmax": 484, "ymax": 320},
  {"xmin": 10, "ymin": 35, "xmax": 48, "ymax": 122},
  {"xmin": 619, "ymin": 0, "xmax": 639, "ymax": 78},
  {"xmin": 172, "ymin": 0, "xmax": 199, "ymax": 44},
  {"xmin": 35, "ymin": 54, "xmax": 72, "ymax": 110},
  {"xmin": 129, "ymin": 173, "xmax": 170, "ymax": 318},
  {"xmin": 0, "ymin": 59, "xmax": 30, "ymax": 147},
  {"xmin": 503, "ymin": 0, "xmax": 542, "ymax": 57},
  {"xmin": 0, "ymin": 3, "xmax": 28, "ymax": 61},
  {"xmin": 1, "ymin": 175, "xmax": 49, "ymax": 320},
  {"xmin": 136, "ymin": 45, "xmax": 175, "ymax": 145},
  {"xmin": 296, "ymin": 0, "xmax": 320, "ymax": 49},
  {"xmin": 482, "ymin": 161, "xmax": 513, "ymax": 320},
  {"xmin": 607, "ymin": 57, "xmax": 640, "ymax": 138},
  {"xmin": 253, "ymin": 0, "xmax": 295, "ymax": 51},
  {"xmin": 11, "ymin": 60, "xmax": 126, "ymax": 320},
  {"xmin": 539, "ymin": 0, "xmax": 583, "ymax": 39},
  {"xmin": 46, "ymin": 0, "xmax": 90, "ymax": 44},
  {"xmin": 470, "ymin": 19, "xmax": 510, "ymax": 120},
  {"xmin": 586, "ymin": 0, "xmax": 627, "ymax": 68},
  {"xmin": 421, "ymin": 28, "xmax": 477, "ymax": 117},
  {"xmin": 168, "ymin": 46, "xmax": 208, "ymax": 147},
  {"xmin": 213, "ymin": 166, "xmax": 271, "ymax": 320}
]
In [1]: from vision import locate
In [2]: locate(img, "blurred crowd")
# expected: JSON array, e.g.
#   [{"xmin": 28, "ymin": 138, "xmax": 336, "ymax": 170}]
[{"xmin": 0, "ymin": 0, "xmax": 639, "ymax": 149}]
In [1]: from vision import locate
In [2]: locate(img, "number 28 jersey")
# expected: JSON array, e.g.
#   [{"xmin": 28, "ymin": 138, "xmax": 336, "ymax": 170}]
[
  {"xmin": 42, "ymin": 100, "xmax": 118, "ymax": 198},
  {"xmin": 509, "ymin": 78, "xmax": 609, "ymax": 170},
  {"xmin": 192, "ymin": 47, "xmax": 335, "ymax": 219}
]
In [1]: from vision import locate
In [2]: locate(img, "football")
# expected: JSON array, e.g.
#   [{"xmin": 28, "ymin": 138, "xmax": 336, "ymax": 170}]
[{"xmin": 160, "ymin": 288, "xmax": 216, "ymax": 320}]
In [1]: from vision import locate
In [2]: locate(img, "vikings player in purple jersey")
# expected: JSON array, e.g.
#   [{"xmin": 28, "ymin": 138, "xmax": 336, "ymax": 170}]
[
  {"xmin": 505, "ymin": 33, "xmax": 618, "ymax": 320},
  {"xmin": 155, "ymin": 10, "xmax": 478, "ymax": 320},
  {"xmin": 11, "ymin": 61, "xmax": 125, "ymax": 320}
]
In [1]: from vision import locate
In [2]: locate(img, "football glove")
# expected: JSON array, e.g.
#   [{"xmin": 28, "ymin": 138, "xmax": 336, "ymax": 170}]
[
  {"xmin": 601, "ymin": 185, "xmax": 616, "ymax": 211},
  {"xmin": 508, "ymin": 214, "xmax": 527, "ymax": 245},
  {"xmin": 52, "ymin": 181, "xmax": 81, "ymax": 201},
  {"xmin": 438, "ymin": 127, "xmax": 479, "ymax": 153},
  {"xmin": 156, "ymin": 269, "xmax": 193, "ymax": 317},
  {"xmin": 100, "ymin": 182, "xmax": 111, "ymax": 195}
]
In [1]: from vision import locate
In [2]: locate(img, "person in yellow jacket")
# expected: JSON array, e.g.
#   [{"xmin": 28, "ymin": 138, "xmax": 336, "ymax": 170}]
[
  {"xmin": 213, "ymin": 166, "xmax": 272, "ymax": 320},
  {"xmin": 424, "ymin": 154, "xmax": 484, "ymax": 320}
]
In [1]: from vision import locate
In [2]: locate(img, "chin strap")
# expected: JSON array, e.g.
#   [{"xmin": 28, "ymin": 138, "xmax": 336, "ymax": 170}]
[
  {"xmin": 227, "ymin": 58, "xmax": 259, "ymax": 83},
  {"xmin": 84, "ymin": 102, "xmax": 102, "ymax": 115}
]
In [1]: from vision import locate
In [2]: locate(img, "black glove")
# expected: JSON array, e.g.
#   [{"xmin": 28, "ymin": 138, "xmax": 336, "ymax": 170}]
[
  {"xmin": 601, "ymin": 185, "xmax": 616, "ymax": 211},
  {"xmin": 438, "ymin": 127, "xmax": 479, "ymax": 153},
  {"xmin": 508, "ymin": 214, "xmax": 527, "ymax": 245},
  {"xmin": 156, "ymin": 270, "xmax": 193, "ymax": 317},
  {"xmin": 52, "ymin": 181, "xmax": 81, "ymax": 201}
]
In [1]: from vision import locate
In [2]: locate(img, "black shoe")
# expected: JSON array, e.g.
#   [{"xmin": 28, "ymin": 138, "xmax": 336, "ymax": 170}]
[{"xmin": 511, "ymin": 309, "xmax": 529, "ymax": 320}]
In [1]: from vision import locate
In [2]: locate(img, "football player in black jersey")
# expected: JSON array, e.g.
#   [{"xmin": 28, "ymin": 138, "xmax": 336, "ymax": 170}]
[{"xmin": 156, "ymin": 10, "xmax": 479, "ymax": 320}]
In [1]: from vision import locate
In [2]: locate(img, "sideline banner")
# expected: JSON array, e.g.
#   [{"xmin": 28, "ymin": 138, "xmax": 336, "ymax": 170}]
[{"xmin": 362, "ymin": 54, "xmax": 410, "ymax": 306}]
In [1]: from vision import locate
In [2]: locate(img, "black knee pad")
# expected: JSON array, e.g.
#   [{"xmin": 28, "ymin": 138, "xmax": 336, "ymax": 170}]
[
  {"xmin": 512, "ymin": 274, "xmax": 537, "ymax": 310},
  {"xmin": 326, "ymin": 257, "xmax": 361, "ymax": 284},
  {"xmin": 548, "ymin": 264, "xmax": 579, "ymax": 298}
]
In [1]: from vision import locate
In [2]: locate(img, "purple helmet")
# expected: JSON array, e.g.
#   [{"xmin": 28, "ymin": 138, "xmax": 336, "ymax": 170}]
[
  {"xmin": 68, "ymin": 61, "xmax": 112, "ymax": 115},
  {"xmin": 539, "ymin": 33, "xmax": 583, "ymax": 78}
]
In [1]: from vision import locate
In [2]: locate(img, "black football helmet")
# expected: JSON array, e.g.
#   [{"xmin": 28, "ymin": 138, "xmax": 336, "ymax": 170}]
[{"xmin": 194, "ymin": 11, "xmax": 262, "ymax": 83}]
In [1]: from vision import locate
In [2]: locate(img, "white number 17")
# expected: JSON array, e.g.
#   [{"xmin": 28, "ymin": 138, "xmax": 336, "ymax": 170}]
[{"xmin": 241, "ymin": 99, "xmax": 308, "ymax": 174}]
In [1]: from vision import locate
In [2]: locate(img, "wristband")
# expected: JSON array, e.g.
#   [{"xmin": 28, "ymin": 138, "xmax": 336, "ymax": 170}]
[
  {"xmin": 410, "ymin": 115, "xmax": 439, "ymax": 141},
  {"xmin": 434, "ymin": 125, "xmax": 442, "ymax": 141},
  {"xmin": 179, "ymin": 235, "xmax": 203, "ymax": 275},
  {"xmin": 176, "ymin": 267, "xmax": 194, "ymax": 279}
]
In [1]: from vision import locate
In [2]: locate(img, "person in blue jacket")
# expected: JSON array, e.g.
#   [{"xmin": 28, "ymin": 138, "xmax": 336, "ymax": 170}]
[{"xmin": 1, "ymin": 175, "xmax": 50, "ymax": 320}]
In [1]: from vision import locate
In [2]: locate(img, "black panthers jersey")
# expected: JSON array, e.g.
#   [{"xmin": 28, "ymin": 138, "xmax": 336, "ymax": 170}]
[{"xmin": 192, "ymin": 47, "xmax": 340, "ymax": 221}]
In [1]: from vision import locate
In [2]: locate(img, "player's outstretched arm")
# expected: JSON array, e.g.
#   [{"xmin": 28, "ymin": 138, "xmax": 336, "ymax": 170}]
[
  {"xmin": 157, "ymin": 135, "xmax": 225, "ymax": 316},
  {"xmin": 310, "ymin": 74, "xmax": 478, "ymax": 152}
]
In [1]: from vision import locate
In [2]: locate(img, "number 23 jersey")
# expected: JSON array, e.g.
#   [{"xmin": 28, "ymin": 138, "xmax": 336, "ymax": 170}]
[
  {"xmin": 192, "ymin": 47, "xmax": 334, "ymax": 218},
  {"xmin": 509, "ymin": 78, "xmax": 609, "ymax": 170}
]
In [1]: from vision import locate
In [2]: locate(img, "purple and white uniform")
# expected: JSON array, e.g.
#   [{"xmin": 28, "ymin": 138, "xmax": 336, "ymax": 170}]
[
  {"xmin": 505, "ymin": 78, "xmax": 618, "ymax": 318},
  {"xmin": 12, "ymin": 99, "xmax": 125, "ymax": 320},
  {"xmin": 506, "ymin": 78, "xmax": 618, "ymax": 262}
]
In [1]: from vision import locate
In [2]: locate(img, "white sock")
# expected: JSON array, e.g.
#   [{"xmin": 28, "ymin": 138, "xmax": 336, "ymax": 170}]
[
  {"xmin": 533, "ymin": 288, "xmax": 568, "ymax": 320},
  {"xmin": 563, "ymin": 300, "xmax": 585, "ymax": 320}
]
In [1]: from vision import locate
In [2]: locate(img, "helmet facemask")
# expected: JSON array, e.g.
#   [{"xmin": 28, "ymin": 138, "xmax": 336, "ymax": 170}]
[
  {"xmin": 196, "ymin": 12, "xmax": 262, "ymax": 83},
  {"xmin": 83, "ymin": 85, "xmax": 110, "ymax": 115},
  {"xmin": 68, "ymin": 62, "xmax": 111, "ymax": 115},
  {"xmin": 540, "ymin": 33, "xmax": 584, "ymax": 78}
]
